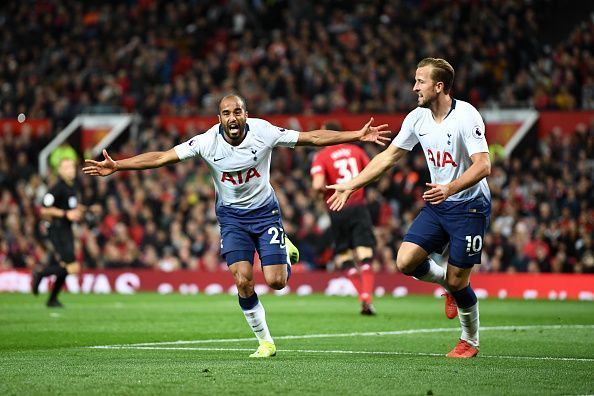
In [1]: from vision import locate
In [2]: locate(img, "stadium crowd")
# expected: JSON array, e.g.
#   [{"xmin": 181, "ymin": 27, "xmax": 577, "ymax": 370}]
[
  {"xmin": 1, "ymin": 115, "xmax": 593, "ymax": 274},
  {"xmin": 0, "ymin": 0, "xmax": 593, "ymax": 274},
  {"xmin": 0, "ymin": 0, "xmax": 593, "ymax": 127}
]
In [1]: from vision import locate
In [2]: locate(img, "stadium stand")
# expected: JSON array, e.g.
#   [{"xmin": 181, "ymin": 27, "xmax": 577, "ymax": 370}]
[
  {"xmin": 1, "ymin": 0, "xmax": 593, "ymax": 120},
  {"xmin": 0, "ymin": 1, "xmax": 593, "ymax": 274}
]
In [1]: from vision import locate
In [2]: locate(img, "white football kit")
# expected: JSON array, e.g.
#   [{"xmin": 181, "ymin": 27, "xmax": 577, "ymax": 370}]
[
  {"xmin": 393, "ymin": 99, "xmax": 491, "ymax": 268},
  {"xmin": 174, "ymin": 118, "xmax": 301, "ymax": 354},
  {"xmin": 174, "ymin": 118, "xmax": 300, "ymax": 209},
  {"xmin": 174, "ymin": 118, "xmax": 300, "ymax": 265},
  {"xmin": 392, "ymin": 99, "xmax": 490, "ymax": 202}
]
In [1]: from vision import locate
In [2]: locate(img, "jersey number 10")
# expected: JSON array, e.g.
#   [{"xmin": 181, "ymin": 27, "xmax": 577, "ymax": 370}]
[{"xmin": 465, "ymin": 235, "xmax": 483, "ymax": 253}]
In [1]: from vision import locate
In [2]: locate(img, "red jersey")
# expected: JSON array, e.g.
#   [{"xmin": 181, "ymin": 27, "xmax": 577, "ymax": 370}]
[{"xmin": 310, "ymin": 144, "xmax": 370, "ymax": 208}]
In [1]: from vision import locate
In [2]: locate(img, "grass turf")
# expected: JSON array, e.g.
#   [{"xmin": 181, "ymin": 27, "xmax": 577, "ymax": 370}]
[{"xmin": 1, "ymin": 293, "xmax": 593, "ymax": 395}]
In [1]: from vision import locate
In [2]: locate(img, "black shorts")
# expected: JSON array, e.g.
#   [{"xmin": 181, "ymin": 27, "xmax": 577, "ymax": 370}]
[
  {"xmin": 329, "ymin": 204, "xmax": 376, "ymax": 253},
  {"xmin": 48, "ymin": 228, "xmax": 75, "ymax": 264}
]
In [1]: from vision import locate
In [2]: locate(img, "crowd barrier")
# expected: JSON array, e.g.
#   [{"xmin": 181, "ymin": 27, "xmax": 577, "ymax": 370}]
[
  {"xmin": 1, "ymin": 111, "xmax": 593, "ymax": 138},
  {"xmin": 1, "ymin": 269, "xmax": 593, "ymax": 301},
  {"xmin": 538, "ymin": 111, "xmax": 594, "ymax": 137}
]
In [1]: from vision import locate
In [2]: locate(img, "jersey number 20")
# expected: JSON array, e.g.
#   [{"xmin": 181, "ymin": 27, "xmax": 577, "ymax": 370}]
[{"xmin": 268, "ymin": 227, "xmax": 286, "ymax": 248}]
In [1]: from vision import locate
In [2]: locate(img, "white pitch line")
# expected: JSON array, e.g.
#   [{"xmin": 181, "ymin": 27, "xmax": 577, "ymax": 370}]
[
  {"xmin": 88, "ymin": 345, "xmax": 594, "ymax": 362},
  {"xmin": 90, "ymin": 324, "xmax": 594, "ymax": 348}
]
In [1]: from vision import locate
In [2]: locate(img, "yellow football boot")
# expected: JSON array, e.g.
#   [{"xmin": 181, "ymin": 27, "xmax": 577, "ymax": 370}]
[
  {"xmin": 249, "ymin": 341, "xmax": 277, "ymax": 358},
  {"xmin": 285, "ymin": 237, "xmax": 299, "ymax": 264}
]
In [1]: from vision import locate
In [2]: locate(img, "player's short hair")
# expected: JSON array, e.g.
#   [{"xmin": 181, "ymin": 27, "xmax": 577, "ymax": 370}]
[
  {"xmin": 219, "ymin": 93, "xmax": 247, "ymax": 113},
  {"xmin": 417, "ymin": 58, "xmax": 455, "ymax": 93}
]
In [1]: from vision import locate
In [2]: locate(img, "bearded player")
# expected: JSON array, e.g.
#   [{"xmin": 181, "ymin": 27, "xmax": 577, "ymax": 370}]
[{"xmin": 327, "ymin": 58, "xmax": 491, "ymax": 358}]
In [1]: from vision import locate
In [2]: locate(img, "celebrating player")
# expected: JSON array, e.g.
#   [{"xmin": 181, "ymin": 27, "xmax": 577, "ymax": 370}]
[
  {"xmin": 33, "ymin": 158, "xmax": 83, "ymax": 307},
  {"xmin": 327, "ymin": 58, "xmax": 491, "ymax": 358},
  {"xmin": 310, "ymin": 122, "xmax": 377, "ymax": 315},
  {"xmin": 83, "ymin": 94, "xmax": 390, "ymax": 358}
]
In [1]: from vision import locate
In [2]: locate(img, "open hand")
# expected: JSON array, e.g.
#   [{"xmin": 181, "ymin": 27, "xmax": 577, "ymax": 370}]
[
  {"xmin": 359, "ymin": 117, "xmax": 392, "ymax": 146},
  {"xmin": 82, "ymin": 149, "xmax": 117, "ymax": 177},
  {"xmin": 325, "ymin": 183, "xmax": 354, "ymax": 211}
]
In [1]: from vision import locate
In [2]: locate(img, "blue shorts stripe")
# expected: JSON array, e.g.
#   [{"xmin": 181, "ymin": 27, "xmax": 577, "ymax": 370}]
[{"xmin": 224, "ymin": 250, "xmax": 254, "ymax": 266}]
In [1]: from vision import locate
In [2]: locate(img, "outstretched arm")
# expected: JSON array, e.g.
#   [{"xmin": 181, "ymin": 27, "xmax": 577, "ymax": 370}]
[
  {"xmin": 423, "ymin": 152, "xmax": 491, "ymax": 204},
  {"xmin": 82, "ymin": 148, "xmax": 181, "ymax": 177},
  {"xmin": 326, "ymin": 144, "xmax": 408, "ymax": 211},
  {"xmin": 296, "ymin": 117, "xmax": 391, "ymax": 147}
]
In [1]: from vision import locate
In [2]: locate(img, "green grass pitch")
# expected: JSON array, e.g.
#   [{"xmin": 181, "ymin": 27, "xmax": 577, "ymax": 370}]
[{"xmin": 1, "ymin": 293, "xmax": 593, "ymax": 395}]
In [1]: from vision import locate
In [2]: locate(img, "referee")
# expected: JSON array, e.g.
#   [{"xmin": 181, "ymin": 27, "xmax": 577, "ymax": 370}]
[{"xmin": 32, "ymin": 158, "xmax": 82, "ymax": 307}]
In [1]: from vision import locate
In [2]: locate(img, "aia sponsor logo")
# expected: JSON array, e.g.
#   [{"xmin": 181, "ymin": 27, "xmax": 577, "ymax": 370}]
[
  {"xmin": 221, "ymin": 168, "xmax": 261, "ymax": 185},
  {"xmin": 427, "ymin": 149, "xmax": 457, "ymax": 167}
]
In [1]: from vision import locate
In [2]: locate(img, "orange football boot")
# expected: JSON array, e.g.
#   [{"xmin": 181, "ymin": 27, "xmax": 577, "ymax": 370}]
[{"xmin": 446, "ymin": 339, "xmax": 479, "ymax": 358}]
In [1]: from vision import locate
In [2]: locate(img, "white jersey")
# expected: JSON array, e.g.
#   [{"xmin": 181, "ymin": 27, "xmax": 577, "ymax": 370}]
[
  {"xmin": 392, "ymin": 99, "xmax": 490, "ymax": 202},
  {"xmin": 174, "ymin": 118, "xmax": 300, "ymax": 209}
]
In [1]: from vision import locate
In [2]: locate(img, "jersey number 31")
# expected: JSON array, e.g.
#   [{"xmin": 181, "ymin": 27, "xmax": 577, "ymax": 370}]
[{"xmin": 334, "ymin": 158, "xmax": 360, "ymax": 183}]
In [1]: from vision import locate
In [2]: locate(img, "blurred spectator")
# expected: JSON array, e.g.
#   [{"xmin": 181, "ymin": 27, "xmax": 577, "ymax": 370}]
[
  {"xmin": 0, "ymin": 1, "xmax": 593, "ymax": 274},
  {"xmin": 0, "ymin": 1, "xmax": 592, "ymax": 121},
  {"xmin": 1, "ymin": 111, "xmax": 593, "ymax": 274},
  {"xmin": 103, "ymin": 222, "xmax": 141, "ymax": 268}
]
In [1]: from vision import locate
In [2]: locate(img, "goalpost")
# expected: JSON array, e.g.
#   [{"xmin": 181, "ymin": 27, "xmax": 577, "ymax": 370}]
[{"xmin": 480, "ymin": 109, "xmax": 539, "ymax": 157}]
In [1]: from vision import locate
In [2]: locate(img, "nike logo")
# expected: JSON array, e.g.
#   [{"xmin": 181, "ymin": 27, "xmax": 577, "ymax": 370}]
[
  {"xmin": 468, "ymin": 252, "xmax": 481, "ymax": 256},
  {"xmin": 213, "ymin": 157, "xmax": 224, "ymax": 162},
  {"xmin": 419, "ymin": 132, "xmax": 429, "ymax": 136}
]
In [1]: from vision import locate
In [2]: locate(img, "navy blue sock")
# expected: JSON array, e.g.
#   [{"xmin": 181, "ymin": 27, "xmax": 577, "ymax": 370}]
[
  {"xmin": 404, "ymin": 260, "xmax": 430, "ymax": 278},
  {"xmin": 238, "ymin": 292, "xmax": 259, "ymax": 311},
  {"xmin": 451, "ymin": 284, "xmax": 477, "ymax": 309}
]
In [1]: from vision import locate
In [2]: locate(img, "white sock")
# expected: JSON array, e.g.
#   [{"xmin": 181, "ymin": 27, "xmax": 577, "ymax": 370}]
[
  {"xmin": 415, "ymin": 257, "xmax": 448, "ymax": 289},
  {"xmin": 242, "ymin": 301, "xmax": 274, "ymax": 344},
  {"xmin": 458, "ymin": 302, "xmax": 480, "ymax": 347}
]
